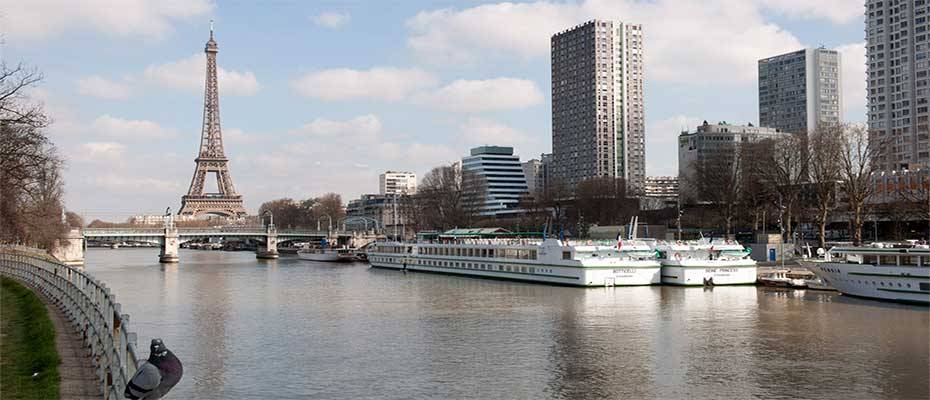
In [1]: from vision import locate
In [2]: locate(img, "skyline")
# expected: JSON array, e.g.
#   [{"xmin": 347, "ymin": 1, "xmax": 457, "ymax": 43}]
[{"xmin": 2, "ymin": 0, "xmax": 867, "ymax": 220}]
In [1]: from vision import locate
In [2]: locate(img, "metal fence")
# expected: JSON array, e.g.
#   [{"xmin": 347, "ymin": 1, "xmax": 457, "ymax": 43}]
[{"xmin": 0, "ymin": 247, "xmax": 139, "ymax": 400}]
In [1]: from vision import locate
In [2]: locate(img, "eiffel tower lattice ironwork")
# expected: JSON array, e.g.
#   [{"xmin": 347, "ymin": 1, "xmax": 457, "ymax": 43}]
[{"xmin": 178, "ymin": 24, "xmax": 248, "ymax": 218}]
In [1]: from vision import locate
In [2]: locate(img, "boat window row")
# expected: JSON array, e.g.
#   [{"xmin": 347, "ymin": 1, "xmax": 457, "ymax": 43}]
[
  {"xmin": 372, "ymin": 245, "xmax": 409, "ymax": 254},
  {"xmin": 847, "ymin": 254, "xmax": 930, "ymax": 267},
  {"xmin": 823, "ymin": 274, "xmax": 927, "ymax": 292},
  {"xmin": 369, "ymin": 256, "xmax": 555, "ymax": 274},
  {"xmin": 419, "ymin": 246, "xmax": 537, "ymax": 260}
]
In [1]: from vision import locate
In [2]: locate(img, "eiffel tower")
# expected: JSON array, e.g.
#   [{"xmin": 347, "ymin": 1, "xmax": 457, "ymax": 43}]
[{"xmin": 178, "ymin": 24, "xmax": 248, "ymax": 218}]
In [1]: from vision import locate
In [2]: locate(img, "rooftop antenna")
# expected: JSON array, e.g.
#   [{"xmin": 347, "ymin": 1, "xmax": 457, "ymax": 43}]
[{"xmin": 210, "ymin": 19, "xmax": 214, "ymax": 38}]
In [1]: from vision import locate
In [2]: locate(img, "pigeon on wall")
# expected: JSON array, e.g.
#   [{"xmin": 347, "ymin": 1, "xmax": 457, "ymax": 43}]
[{"xmin": 124, "ymin": 338, "xmax": 183, "ymax": 399}]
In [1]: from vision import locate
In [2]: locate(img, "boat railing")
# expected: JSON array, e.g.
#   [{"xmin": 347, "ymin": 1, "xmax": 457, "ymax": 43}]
[{"xmin": 418, "ymin": 239, "xmax": 544, "ymax": 246}]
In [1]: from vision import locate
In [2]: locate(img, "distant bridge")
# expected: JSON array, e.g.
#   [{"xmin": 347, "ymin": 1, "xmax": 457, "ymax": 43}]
[
  {"xmin": 53, "ymin": 225, "xmax": 384, "ymax": 265},
  {"xmin": 83, "ymin": 227, "xmax": 343, "ymax": 243}
]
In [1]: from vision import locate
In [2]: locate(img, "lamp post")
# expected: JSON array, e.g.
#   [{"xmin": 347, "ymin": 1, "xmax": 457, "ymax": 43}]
[
  {"xmin": 777, "ymin": 193, "xmax": 786, "ymax": 268},
  {"xmin": 317, "ymin": 215, "xmax": 332, "ymax": 232},
  {"xmin": 262, "ymin": 210, "xmax": 274, "ymax": 228},
  {"xmin": 392, "ymin": 193, "xmax": 398, "ymax": 241}
]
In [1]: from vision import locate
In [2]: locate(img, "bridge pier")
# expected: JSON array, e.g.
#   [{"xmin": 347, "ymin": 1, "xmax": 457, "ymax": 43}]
[
  {"xmin": 256, "ymin": 224, "xmax": 279, "ymax": 259},
  {"xmin": 159, "ymin": 226, "xmax": 180, "ymax": 263},
  {"xmin": 52, "ymin": 228, "xmax": 85, "ymax": 266}
]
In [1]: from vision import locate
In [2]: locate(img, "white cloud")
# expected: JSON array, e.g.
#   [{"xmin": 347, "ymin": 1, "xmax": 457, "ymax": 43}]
[
  {"xmin": 413, "ymin": 78, "xmax": 543, "ymax": 112},
  {"xmin": 75, "ymin": 76, "xmax": 132, "ymax": 100},
  {"xmin": 143, "ymin": 54, "xmax": 261, "ymax": 96},
  {"xmin": 73, "ymin": 142, "xmax": 127, "ymax": 163},
  {"xmin": 292, "ymin": 67, "xmax": 437, "ymax": 101},
  {"xmin": 756, "ymin": 0, "xmax": 862, "ymax": 24},
  {"xmin": 405, "ymin": 0, "xmax": 804, "ymax": 84},
  {"xmin": 230, "ymin": 113, "xmax": 462, "ymax": 200},
  {"xmin": 645, "ymin": 115, "xmax": 703, "ymax": 176},
  {"xmin": 311, "ymin": 11, "xmax": 350, "ymax": 28},
  {"xmin": 25, "ymin": 88, "xmax": 86, "ymax": 140},
  {"xmin": 84, "ymin": 175, "xmax": 183, "ymax": 194},
  {"xmin": 224, "ymin": 128, "xmax": 259, "ymax": 144},
  {"xmin": 91, "ymin": 114, "xmax": 178, "ymax": 139},
  {"xmin": 396, "ymin": 143, "xmax": 460, "ymax": 167},
  {"xmin": 1, "ymin": 0, "xmax": 213, "ymax": 42},
  {"xmin": 290, "ymin": 114, "xmax": 382, "ymax": 141},
  {"xmin": 406, "ymin": 2, "xmax": 573, "ymax": 62},
  {"xmin": 837, "ymin": 42, "xmax": 867, "ymax": 123},
  {"xmin": 459, "ymin": 117, "xmax": 532, "ymax": 145}
]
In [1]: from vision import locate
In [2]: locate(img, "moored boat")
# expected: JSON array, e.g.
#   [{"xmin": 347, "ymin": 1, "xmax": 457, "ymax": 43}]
[
  {"xmin": 757, "ymin": 269, "xmax": 814, "ymax": 288},
  {"xmin": 655, "ymin": 238, "xmax": 757, "ymax": 285},
  {"xmin": 799, "ymin": 243, "xmax": 930, "ymax": 304},
  {"xmin": 298, "ymin": 246, "xmax": 355, "ymax": 262},
  {"xmin": 367, "ymin": 230, "xmax": 661, "ymax": 287}
]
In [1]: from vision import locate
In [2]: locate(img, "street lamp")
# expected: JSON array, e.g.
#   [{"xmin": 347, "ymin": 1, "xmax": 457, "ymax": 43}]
[
  {"xmin": 317, "ymin": 214, "xmax": 332, "ymax": 232},
  {"xmin": 262, "ymin": 210, "xmax": 274, "ymax": 228},
  {"xmin": 777, "ymin": 194, "xmax": 786, "ymax": 268}
]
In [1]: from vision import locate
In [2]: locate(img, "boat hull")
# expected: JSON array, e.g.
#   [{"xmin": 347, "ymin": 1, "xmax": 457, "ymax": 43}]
[
  {"xmin": 298, "ymin": 252, "xmax": 353, "ymax": 262},
  {"xmin": 800, "ymin": 261, "xmax": 929, "ymax": 304},
  {"xmin": 660, "ymin": 262, "xmax": 757, "ymax": 285},
  {"xmin": 368, "ymin": 255, "xmax": 660, "ymax": 287}
]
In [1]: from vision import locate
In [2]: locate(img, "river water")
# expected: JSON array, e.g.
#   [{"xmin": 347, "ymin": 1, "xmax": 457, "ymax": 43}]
[{"xmin": 84, "ymin": 249, "xmax": 929, "ymax": 399}]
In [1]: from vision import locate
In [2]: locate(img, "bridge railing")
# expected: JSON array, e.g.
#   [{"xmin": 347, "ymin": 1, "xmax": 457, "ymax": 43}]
[
  {"xmin": 0, "ymin": 247, "xmax": 140, "ymax": 400},
  {"xmin": 84, "ymin": 227, "xmax": 347, "ymax": 236}
]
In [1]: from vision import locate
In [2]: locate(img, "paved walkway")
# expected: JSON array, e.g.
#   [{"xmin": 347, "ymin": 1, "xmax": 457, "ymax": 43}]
[{"xmin": 36, "ymin": 290, "xmax": 101, "ymax": 400}]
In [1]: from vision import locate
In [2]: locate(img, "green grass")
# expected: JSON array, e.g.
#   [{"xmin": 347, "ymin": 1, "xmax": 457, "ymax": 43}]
[{"xmin": 0, "ymin": 277, "xmax": 60, "ymax": 399}]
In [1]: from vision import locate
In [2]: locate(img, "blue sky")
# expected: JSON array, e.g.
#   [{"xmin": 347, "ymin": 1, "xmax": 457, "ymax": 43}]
[{"xmin": 2, "ymin": 0, "xmax": 865, "ymax": 221}]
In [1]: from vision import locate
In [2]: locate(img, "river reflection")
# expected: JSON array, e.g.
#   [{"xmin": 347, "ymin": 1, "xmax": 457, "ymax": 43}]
[{"xmin": 85, "ymin": 249, "xmax": 929, "ymax": 399}]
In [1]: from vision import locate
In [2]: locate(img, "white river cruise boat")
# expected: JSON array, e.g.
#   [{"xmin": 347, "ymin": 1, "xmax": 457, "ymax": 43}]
[
  {"xmin": 368, "ymin": 235, "xmax": 661, "ymax": 287},
  {"xmin": 799, "ymin": 244, "xmax": 930, "ymax": 304},
  {"xmin": 655, "ymin": 239, "xmax": 757, "ymax": 285}
]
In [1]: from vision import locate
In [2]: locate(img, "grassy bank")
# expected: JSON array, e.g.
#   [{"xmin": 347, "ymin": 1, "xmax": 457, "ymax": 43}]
[{"xmin": 0, "ymin": 277, "xmax": 60, "ymax": 399}]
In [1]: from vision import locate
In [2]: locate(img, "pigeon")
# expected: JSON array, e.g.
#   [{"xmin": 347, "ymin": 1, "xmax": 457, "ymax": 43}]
[{"xmin": 124, "ymin": 338, "xmax": 183, "ymax": 399}]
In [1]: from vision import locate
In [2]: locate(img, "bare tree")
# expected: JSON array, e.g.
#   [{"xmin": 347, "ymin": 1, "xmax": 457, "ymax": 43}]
[
  {"xmin": 838, "ymin": 124, "xmax": 877, "ymax": 245},
  {"xmin": 885, "ymin": 170, "xmax": 930, "ymax": 241},
  {"xmin": 737, "ymin": 142, "xmax": 773, "ymax": 234},
  {"xmin": 808, "ymin": 124, "xmax": 844, "ymax": 248},
  {"xmin": 409, "ymin": 164, "xmax": 482, "ymax": 231},
  {"xmin": 541, "ymin": 177, "xmax": 571, "ymax": 228},
  {"xmin": 258, "ymin": 198, "xmax": 303, "ymax": 228},
  {"xmin": 753, "ymin": 132, "xmax": 810, "ymax": 242},
  {"xmin": 64, "ymin": 211, "xmax": 84, "ymax": 228},
  {"xmin": 0, "ymin": 63, "xmax": 48, "ymax": 128},
  {"xmin": 573, "ymin": 177, "xmax": 637, "ymax": 227},
  {"xmin": 516, "ymin": 193, "xmax": 548, "ymax": 231},
  {"xmin": 691, "ymin": 143, "xmax": 745, "ymax": 236},
  {"xmin": 0, "ymin": 62, "xmax": 67, "ymax": 248},
  {"xmin": 312, "ymin": 192, "xmax": 346, "ymax": 224}
]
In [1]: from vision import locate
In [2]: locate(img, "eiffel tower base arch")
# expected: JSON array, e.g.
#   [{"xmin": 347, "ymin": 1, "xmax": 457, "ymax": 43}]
[{"xmin": 178, "ymin": 196, "xmax": 248, "ymax": 219}]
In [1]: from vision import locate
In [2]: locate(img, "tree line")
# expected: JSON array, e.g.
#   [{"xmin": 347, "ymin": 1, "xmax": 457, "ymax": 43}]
[
  {"xmin": 0, "ymin": 63, "xmax": 78, "ymax": 249},
  {"xmin": 394, "ymin": 124, "xmax": 906, "ymax": 246},
  {"xmin": 682, "ymin": 123, "xmax": 879, "ymax": 247},
  {"xmin": 256, "ymin": 193, "xmax": 345, "ymax": 229},
  {"xmin": 396, "ymin": 164, "xmax": 639, "ymax": 236}
]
